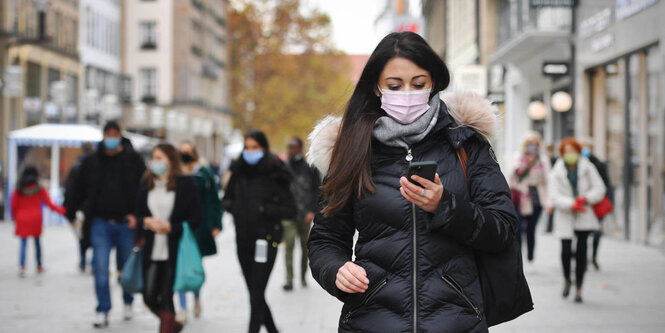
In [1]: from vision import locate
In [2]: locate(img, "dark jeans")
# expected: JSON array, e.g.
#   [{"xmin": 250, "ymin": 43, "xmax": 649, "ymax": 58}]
[
  {"xmin": 19, "ymin": 237, "xmax": 41, "ymax": 267},
  {"xmin": 90, "ymin": 218, "xmax": 134, "ymax": 313},
  {"xmin": 143, "ymin": 260, "xmax": 175, "ymax": 315},
  {"xmin": 517, "ymin": 205, "xmax": 543, "ymax": 262},
  {"xmin": 237, "ymin": 238, "xmax": 279, "ymax": 333},
  {"xmin": 561, "ymin": 231, "xmax": 591, "ymax": 289}
]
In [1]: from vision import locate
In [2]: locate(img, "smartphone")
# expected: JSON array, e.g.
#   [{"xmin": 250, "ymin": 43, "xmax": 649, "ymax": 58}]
[
  {"xmin": 254, "ymin": 239, "xmax": 268, "ymax": 263},
  {"xmin": 407, "ymin": 161, "xmax": 438, "ymax": 188}
]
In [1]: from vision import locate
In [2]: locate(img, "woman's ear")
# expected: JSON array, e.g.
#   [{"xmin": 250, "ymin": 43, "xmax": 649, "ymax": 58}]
[{"xmin": 374, "ymin": 84, "xmax": 381, "ymax": 97}]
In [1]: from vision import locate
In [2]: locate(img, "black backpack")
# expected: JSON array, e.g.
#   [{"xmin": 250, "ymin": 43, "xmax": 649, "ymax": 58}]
[{"xmin": 457, "ymin": 148, "xmax": 534, "ymax": 327}]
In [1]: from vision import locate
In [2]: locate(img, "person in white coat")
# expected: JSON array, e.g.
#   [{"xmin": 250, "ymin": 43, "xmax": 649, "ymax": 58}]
[{"xmin": 549, "ymin": 138, "xmax": 606, "ymax": 303}]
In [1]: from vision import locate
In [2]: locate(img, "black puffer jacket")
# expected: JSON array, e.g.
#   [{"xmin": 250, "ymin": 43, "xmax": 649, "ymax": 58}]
[
  {"xmin": 307, "ymin": 92, "xmax": 518, "ymax": 333},
  {"xmin": 222, "ymin": 154, "xmax": 297, "ymax": 243}
]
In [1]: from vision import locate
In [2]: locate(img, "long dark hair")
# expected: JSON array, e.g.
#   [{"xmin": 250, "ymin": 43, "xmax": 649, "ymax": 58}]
[
  {"xmin": 144, "ymin": 143, "xmax": 182, "ymax": 191},
  {"xmin": 321, "ymin": 32, "xmax": 450, "ymax": 216}
]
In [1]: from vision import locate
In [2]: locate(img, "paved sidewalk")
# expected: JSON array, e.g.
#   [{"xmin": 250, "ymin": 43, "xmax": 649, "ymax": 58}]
[{"xmin": 1, "ymin": 217, "xmax": 665, "ymax": 332}]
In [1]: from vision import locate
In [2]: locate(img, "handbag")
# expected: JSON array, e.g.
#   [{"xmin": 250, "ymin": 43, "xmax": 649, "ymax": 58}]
[
  {"xmin": 119, "ymin": 247, "xmax": 143, "ymax": 293},
  {"xmin": 592, "ymin": 196, "xmax": 613, "ymax": 219},
  {"xmin": 173, "ymin": 222, "xmax": 206, "ymax": 292},
  {"xmin": 457, "ymin": 148, "xmax": 534, "ymax": 327}
]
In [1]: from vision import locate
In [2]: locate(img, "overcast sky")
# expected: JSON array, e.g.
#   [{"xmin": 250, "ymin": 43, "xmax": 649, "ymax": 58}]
[{"xmin": 304, "ymin": 0, "xmax": 386, "ymax": 55}]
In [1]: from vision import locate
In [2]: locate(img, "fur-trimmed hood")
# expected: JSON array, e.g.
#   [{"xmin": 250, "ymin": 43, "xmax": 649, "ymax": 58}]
[{"xmin": 307, "ymin": 91, "xmax": 495, "ymax": 175}]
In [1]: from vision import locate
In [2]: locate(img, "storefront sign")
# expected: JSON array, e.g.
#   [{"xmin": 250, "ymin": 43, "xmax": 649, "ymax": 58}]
[
  {"xmin": 590, "ymin": 33, "xmax": 614, "ymax": 52},
  {"xmin": 616, "ymin": 0, "xmax": 658, "ymax": 20},
  {"xmin": 580, "ymin": 8, "xmax": 612, "ymax": 39},
  {"xmin": 530, "ymin": 0, "xmax": 576, "ymax": 7},
  {"xmin": 454, "ymin": 65, "xmax": 487, "ymax": 97},
  {"xmin": 542, "ymin": 62, "xmax": 569, "ymax": 76}
]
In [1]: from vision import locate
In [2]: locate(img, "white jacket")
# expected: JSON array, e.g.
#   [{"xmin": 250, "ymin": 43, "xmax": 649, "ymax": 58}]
[{"xmin": 548, "ymin": 157, "xmax": 606, "ymax": 239}]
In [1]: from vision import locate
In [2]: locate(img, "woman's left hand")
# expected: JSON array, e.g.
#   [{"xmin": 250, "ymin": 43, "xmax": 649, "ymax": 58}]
[{"xmin": 400, "ymin": 173, "xmax": 444, "ymax": 214}]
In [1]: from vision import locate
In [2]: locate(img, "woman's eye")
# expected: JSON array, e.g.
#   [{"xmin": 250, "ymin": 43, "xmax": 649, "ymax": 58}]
[
  {"xmin": 388, "ymin": 85, "xmax": 401, "ymax": 90},
  {"xmin": 413, "ymin": 83, "xmax": 425, "ymax": 89}
]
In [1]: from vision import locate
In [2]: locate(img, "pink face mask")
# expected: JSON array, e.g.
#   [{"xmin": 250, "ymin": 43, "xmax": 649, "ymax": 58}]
[{"xmin": 378, "ymin": 86, "xmax": 432, "ymax": 124}]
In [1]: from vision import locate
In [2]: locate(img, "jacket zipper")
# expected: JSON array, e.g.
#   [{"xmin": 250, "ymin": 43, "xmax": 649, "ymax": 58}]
[
  {"xmin": 342, "ymin": 278, "xmax": 388, "ymax": 324},
  {"xmin": 406, "ymin": 146, "xmax": 417, "ymax": 332},
  {"xmin": 441, "ymin": 275, "xmax": 482, "ymax": 321}
]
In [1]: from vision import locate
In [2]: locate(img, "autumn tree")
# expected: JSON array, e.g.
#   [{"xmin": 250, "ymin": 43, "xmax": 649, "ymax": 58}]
[{"xmin": 229, "ymin": 0, "xmax": 353, "ymax": 151}]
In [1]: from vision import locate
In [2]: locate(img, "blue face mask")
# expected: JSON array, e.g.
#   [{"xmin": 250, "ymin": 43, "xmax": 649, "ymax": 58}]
[
  {"xmin": 581, "ymin": 147, "xmax": 591, "ymax": 158},
  {"xmin": 243, "ymin": 150, "xmax": 264, "ymax": 165},
  {"xmin": 526, "ymin": 144, "xmax": 539, "ymax": 155},
  {"xmin": 103, "ymin": 137, "xmax": 121, "ymax": 150},
  {"xmin": 150, "ymin": 161, "xmax": 168, "ymax": 177}
]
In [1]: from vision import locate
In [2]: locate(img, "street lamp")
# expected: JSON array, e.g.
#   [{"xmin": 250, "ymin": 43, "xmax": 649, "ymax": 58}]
[
  {"xmin": 528, "ymin": 101, "xmax": 547, "ymax": 120},
  {"xmin": 551, "ymin": 91, "xmax": 573, "ymax": 112}
]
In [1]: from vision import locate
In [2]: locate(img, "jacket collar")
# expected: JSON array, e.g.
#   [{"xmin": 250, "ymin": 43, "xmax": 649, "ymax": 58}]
[{"xmin": 307, "ymin": 91, "xmax": 496, "ymax": 176}]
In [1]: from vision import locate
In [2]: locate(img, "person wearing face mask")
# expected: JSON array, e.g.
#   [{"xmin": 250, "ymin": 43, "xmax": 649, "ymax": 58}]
[
  {"xmin": 64, "ymin": 121, "xmax": 146, "ymax": 327},
  {"xmin": 508, "ymin": 132, "xmax": 551, "ymax": 269},
  {"xmin": 11, "ymin": 165, "xmax": 66, "ymax": 277},
  {"xmin": 281, "ymin": 137, "xmax": 321, "ymax": 291},
  {"xmin": 549, "ymin": 138, "xmax": 606, "ymax": 303},
  {"xmin": 174, "ymin": 141, "xmax": 222, "ymax": 323},
  {"xmin": 577, "ymin": 137, "xmax": 613, "ymax": 271},
  {"xmin": 222, "ymin": 130, "xmax": 296, "ymax": 333},
  {"xmin": 135, "ymin": 143, "xmax": 201, "ymax": 332},
  {"xmin": 307, "ymin": 32, "xmax": 530, "ymax": 332}
]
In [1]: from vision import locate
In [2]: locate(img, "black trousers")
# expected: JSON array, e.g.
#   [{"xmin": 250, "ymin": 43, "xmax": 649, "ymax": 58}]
[
  {"xmin": 143, "ymin": 260, "xmax": 175, "ymax": 315},
  {"xmin": 561, "ymin": 231, "xmax": 591, "ymax": 289},
  {"xmin": 236, "ymin": 238, "xmax": 279, "ymax": 333},
  {"xmin": 517, "ymin": 206, "xmax": 542, "ymax": 262}
]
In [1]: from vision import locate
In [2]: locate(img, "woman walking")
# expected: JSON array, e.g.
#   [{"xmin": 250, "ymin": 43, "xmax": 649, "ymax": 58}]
[
  {"xmin": 307, "ymin": 32, "xmax": 526, "ymax": 332},
  {"xmin": 11, "ymin": 166, "xmax": 66, "ymax": 277},
  {"xmin": 175, "ymin": 141, "xmax": 222, "ymax": 322},
  {"xmin": 549, "ymin": 138, "xmax": 606, "ymax": 303},
  {"xmin": 135, "ymin": 143, "xmax": 201, "ymax": 332},
  {"xmin": 222, "ymin": 130, "xmax": 296, "ymax": 333},
  {"xmin": 509, "ymin": 132, "xmax": 551, "ymax": 267}
]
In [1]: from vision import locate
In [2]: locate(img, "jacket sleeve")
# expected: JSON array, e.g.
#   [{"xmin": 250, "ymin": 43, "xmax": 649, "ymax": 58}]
[
  {"xmin": 308, "ymin": 197, "xmax": 355, "ymax": 302},
  {"xmin": 63, "ymin": 165, "xmax": 80, "ymax": 220},
  {"xmin": 263, "ymin": 167, "xmax": 297, "ymax": 220},
  {"xmin": 10, "ymin": 190, "xmax": 18, "ymax": 220},
  {"xmin": 173, "ymin": 177, "xmax": 203, "ymax": 237},
  {"xmin": 134, "ymin": 182, "xmax": 151, "ymax": 241},
  {"xmin": 427, "ymin": 138, "xmax": 518, "ymax": 253},
  {"xmin": 64, "ymin": 156, "xmax": 89, "ymax": 221},
  {"xmin": 41, "ymin": 189, "xmax": 66, "ymax": 215},
  {"xmin": 206, "ymin": 171, "xmax": 223, "ymax": 231},
  {"xmin": 221, "ymin": 172, "xmax": 235, "ymax": 213},
  {"xmin": 582, "ymin": 160, "xmax": 606, "ymax": 205}
]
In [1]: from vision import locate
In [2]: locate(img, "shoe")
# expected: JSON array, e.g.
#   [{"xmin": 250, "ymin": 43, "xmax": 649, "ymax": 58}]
[
  {"xmin": 37, "ymin": 266, "xmax": 45, "ymax": 274},
  {"xmin": 93, "ymin": 312, "xmax": 108, "ymax": 328},
  {"xmin": 19, "ymin": 266, "xmax": 26, "ymax": 278},
  {"xmin": 194, "ymin": 299, "xmax": 202, "ymax": 318},
  {"xmin": 574, "ymin": 290, "xmax": 583, "ymax": 303},
  {"xmin": 562, "ymin": 281, "xmax": 571, "ymax": 298},
  {"xmin": 283, "ymin": 283, "xmax": 293, "ymax": 291},
  {"xmin": 123, "ymin": 304, "xmax": 133, "ymax": 321},
  {"xmin": 176, "ymin": 310, "xmax": 187, "ymax": 324},
  {"xmin": 160, "ymin": 312, "xmax": 183, "ymax": 333},
  {"xmin": 592, "ymin": 259, "xmax": 600, "ymax": 271},
  {"xmin": 79, "ymin": 264, "xmax": 86, "ymax": 273}
]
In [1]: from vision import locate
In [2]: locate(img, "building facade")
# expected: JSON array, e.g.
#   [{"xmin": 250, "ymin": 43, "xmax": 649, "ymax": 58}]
[
  {"xmin": 0, "ymin": 0, "xmax": 80, "ymax": 176},
  {"xmin": 122, "ymin": 0, "xmax": 232, "ymax": 163},
  {"xmin": 576, "ymin": 0, "xmax": 664, "ymax": 245}
]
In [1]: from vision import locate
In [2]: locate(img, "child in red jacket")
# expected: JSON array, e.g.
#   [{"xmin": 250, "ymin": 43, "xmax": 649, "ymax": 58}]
[{"xmin": 10, "ymin": 166, "xmax": 66, "ymax": 277}]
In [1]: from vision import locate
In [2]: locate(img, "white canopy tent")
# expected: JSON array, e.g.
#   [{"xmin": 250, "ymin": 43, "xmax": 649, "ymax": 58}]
[{"xmin": 5, "ymin": 124, "xmax": 159, "ymax": 222}]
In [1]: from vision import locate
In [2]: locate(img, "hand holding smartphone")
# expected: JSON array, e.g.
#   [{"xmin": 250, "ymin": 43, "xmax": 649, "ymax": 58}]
[{"xmin": 407, "ymin": 161, "xmax": 438, "ymax": 188}]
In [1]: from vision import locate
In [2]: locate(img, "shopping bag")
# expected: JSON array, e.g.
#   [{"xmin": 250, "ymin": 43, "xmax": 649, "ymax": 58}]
[
  {"xmin": 119, "ymin": 247, "xmax": 143, "ymax": 293},
  {"xmin": 173, "ymin": 222, "xmax": 205, "ymax": 292}
]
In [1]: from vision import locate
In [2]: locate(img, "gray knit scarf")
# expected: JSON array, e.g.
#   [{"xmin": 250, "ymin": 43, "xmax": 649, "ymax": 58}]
[{"xmin": 373, "ymin": 96, "xmax": 440, "ymax": 149}]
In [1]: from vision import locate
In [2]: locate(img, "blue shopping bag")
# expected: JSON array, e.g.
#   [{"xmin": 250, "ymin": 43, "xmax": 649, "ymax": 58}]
[
  {"xmin": 119, "ymin": 247, "xmax": 143, "ymax": 293},
  {"xmin": 173, "ymin": 222, "xmax": 205, "ymax": 292}
]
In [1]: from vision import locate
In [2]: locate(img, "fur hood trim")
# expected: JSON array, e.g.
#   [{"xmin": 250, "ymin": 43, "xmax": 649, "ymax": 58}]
[{"xmin": 307, "ymin": 91, "xmax": 495, "ymax": 175}]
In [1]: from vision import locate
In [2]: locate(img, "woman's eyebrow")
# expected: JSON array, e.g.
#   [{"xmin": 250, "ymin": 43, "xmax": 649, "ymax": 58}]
[
  {"xmin": 385, "ymin": 77, "xmax": 403, "ymax": 81},
  {"xmin": 411, "ymin": 74, "xmax": 427, "ymax": 80}
]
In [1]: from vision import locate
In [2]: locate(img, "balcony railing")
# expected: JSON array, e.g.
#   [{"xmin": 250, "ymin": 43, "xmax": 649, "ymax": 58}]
[{"xmin": 497, "ymin": 0, "xmax": 572, "ymax": 48}]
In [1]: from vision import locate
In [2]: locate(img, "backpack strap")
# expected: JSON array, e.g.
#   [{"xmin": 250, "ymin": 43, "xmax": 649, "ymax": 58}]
[{"xmin": 456, "ymin": 147, "xmax": 468, "ymax": 180}]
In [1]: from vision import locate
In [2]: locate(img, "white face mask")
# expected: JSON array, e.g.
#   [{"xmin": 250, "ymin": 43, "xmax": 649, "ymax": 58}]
[{"xmin": 378, "ymin": 85, "xmax": 432, "ymax": 124}]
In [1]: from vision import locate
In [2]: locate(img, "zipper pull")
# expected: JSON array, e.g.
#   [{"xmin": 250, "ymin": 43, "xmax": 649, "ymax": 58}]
[{"xmin": 406, "ymin": 149, "xmax": 413, "ymax": 162}]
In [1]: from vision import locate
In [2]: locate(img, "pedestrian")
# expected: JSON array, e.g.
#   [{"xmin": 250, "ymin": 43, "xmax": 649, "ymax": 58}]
[
  {"xmin": 65, "ymin": 121, "xmax": 146, "ymax": 328},
  {"xmin": 176, "ymin": 141, "xmax": 222, "ymax": 322},
  {"xmin": 544, "ymin": 143, "xmax": 557, "ymax": 233},
  {"xmin": 222, "ymin": 130, "xmax": 296, "ymax": 333},
  {"xmin": 549, "ymin": 137, "xmax": 606, "ymax": 303},
  {"xmin": 282, "ymin": 137, "xmax": 320, "ymax": 291},
  {"xmin": 64, "ymin": 142, "xmax": 95, "ymax": 272},
  {"xmin": 135, "ymin": 143, "xmax": 202, "ymax": 333},
  {"xmin": 508, "ymin": 132, "xmax": 551, "ymax": 268},
  {"xmin": 578, "ymin": 137, "xmax": 613, "ymax": 271},
  {"xmin": 11, "ymin": 165, "xmax": 66, "ymax": 277},
  {"xmin": 307, "ymin": 32, "xmax": 523, "ymax": 332}
]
